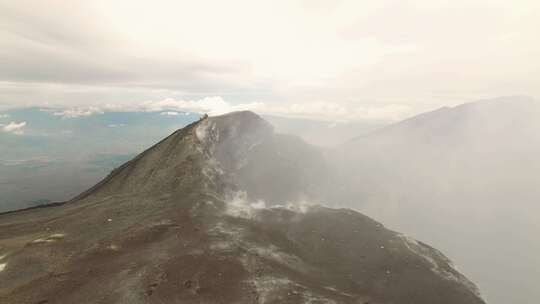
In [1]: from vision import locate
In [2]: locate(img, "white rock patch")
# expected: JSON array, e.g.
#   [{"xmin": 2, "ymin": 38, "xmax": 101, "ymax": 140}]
[
  {"xmin": 0, "ymin": 254, "xmax": 7, "ymax": 272},
  {"xmin": 32, "ymin": 233, "xmax": 66, "ymax": 244}
]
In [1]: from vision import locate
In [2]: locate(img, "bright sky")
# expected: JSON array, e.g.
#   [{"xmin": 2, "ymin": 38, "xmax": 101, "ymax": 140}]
[{"xmin": 1, "ymin": 0, "xmax": 539, "ymax": 121}]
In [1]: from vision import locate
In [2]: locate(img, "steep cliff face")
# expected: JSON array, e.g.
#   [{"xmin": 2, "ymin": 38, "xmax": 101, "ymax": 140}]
[{"xmin": 0, "ymin": 112, "xmax": 485, "ymax": 304}]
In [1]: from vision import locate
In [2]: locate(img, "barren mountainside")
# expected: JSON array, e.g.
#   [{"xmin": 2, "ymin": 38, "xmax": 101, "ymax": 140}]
[
  {"xmin": 0, "ymin": 112, "xmax": 485, "ymax": 304},
  {"xmin": 329, "ymin": 97, "xmax": 540, "ymax": 304}
]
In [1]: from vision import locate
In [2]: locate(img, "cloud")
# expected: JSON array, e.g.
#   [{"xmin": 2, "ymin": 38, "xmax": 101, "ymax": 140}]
[
  {"xmin": 1, "ymin": 1, "xmax": 538, "ymax": 116},
  {"xmin": 1, "ymin": 121, "xmax": 26, "ymax": 135},
  {"xmin": 0, "ymin": 1, "xmax": 258, "ymax": 100},
  {"xmin": 0, "ymin": 114, "xmax": 9, "ymax": 118},
  {"xmin": 140, "ymin": 96, "xmax": 263, "ymax": 117},
  {"xmin": 4, "ymin": 0, "xmax": 540, "ymax": 115},
  {"xmin": 140, "ymin": 97, "xmax": 411, "ymax": 122},
  {"xmin": 52, "ymin": 107, "xmax": 104, "ymax": 118},
  {"xmin": 36, "ymin": 96, "xmax": 411, "ymax": 122},
  {"xmin": 107, "ymin": 124, "xmax": 126, "ymax": 128},
  {"xmin": 160, "ymin": 111, "xmax": 180, "ymax": 116}
]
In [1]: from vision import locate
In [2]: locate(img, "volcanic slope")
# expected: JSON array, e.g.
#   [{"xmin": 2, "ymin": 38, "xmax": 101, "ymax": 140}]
[{"xmin": 0, "ymin": 111, "xmax": 485, "ymax": 304}]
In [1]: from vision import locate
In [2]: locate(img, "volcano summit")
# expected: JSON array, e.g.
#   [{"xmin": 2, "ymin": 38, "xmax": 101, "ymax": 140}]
[{"xmin": 0, "ymin": 112, "xmax": 485, "ymax": 304}]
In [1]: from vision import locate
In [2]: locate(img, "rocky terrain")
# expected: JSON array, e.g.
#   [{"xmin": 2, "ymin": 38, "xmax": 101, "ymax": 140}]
[{"xmin": 0, "ymin": 111, "xmax": 485, "ymax": 304}]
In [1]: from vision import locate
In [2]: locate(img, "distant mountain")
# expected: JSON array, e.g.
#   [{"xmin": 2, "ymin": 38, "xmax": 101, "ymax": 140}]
[
  {"xmin": 330, "ymin": 96, "xmax": 540, "ymax": 304},
  {"xmin": 263, "ymin": 114, "xmax": 384, "ymax": 147},
  {"xmin": 0, "ymin": 112, "xmax": 484, "ymax": 304}
]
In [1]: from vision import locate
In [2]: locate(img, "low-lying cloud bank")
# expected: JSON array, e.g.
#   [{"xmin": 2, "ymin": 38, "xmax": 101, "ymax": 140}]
[
  {"xmin": 1, "ymin": 121, "xmax": 26, "ymax": 135},
  {"xmin": 37, "ymin": 96, "xmax": 412, "ymax": 122},
  {"xmin": 52, "ymin": 107, "xmax": 104, "ymax": 118}
]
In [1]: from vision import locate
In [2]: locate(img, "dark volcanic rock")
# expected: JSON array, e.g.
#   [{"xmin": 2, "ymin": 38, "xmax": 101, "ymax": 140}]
[{"xmin": 0, "ymin": 112, "xmax": 485, "ymax": 304}]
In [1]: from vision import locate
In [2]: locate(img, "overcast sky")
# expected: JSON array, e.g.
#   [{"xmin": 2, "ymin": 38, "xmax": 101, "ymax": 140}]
[{"xmin": 1, "ymin": 0, "xmax": 539, "ymax": 121}]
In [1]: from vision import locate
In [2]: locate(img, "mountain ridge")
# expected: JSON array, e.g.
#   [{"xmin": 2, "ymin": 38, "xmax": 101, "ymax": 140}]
[{"xmin": 0, "ymin": 111, "xmax": 485, "ymax": 304}]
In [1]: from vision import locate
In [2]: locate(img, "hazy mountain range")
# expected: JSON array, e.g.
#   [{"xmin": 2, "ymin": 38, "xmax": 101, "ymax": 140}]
[{"xmin": 329, "ymin": 96, "xmax": 540, "ymax": 304}]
